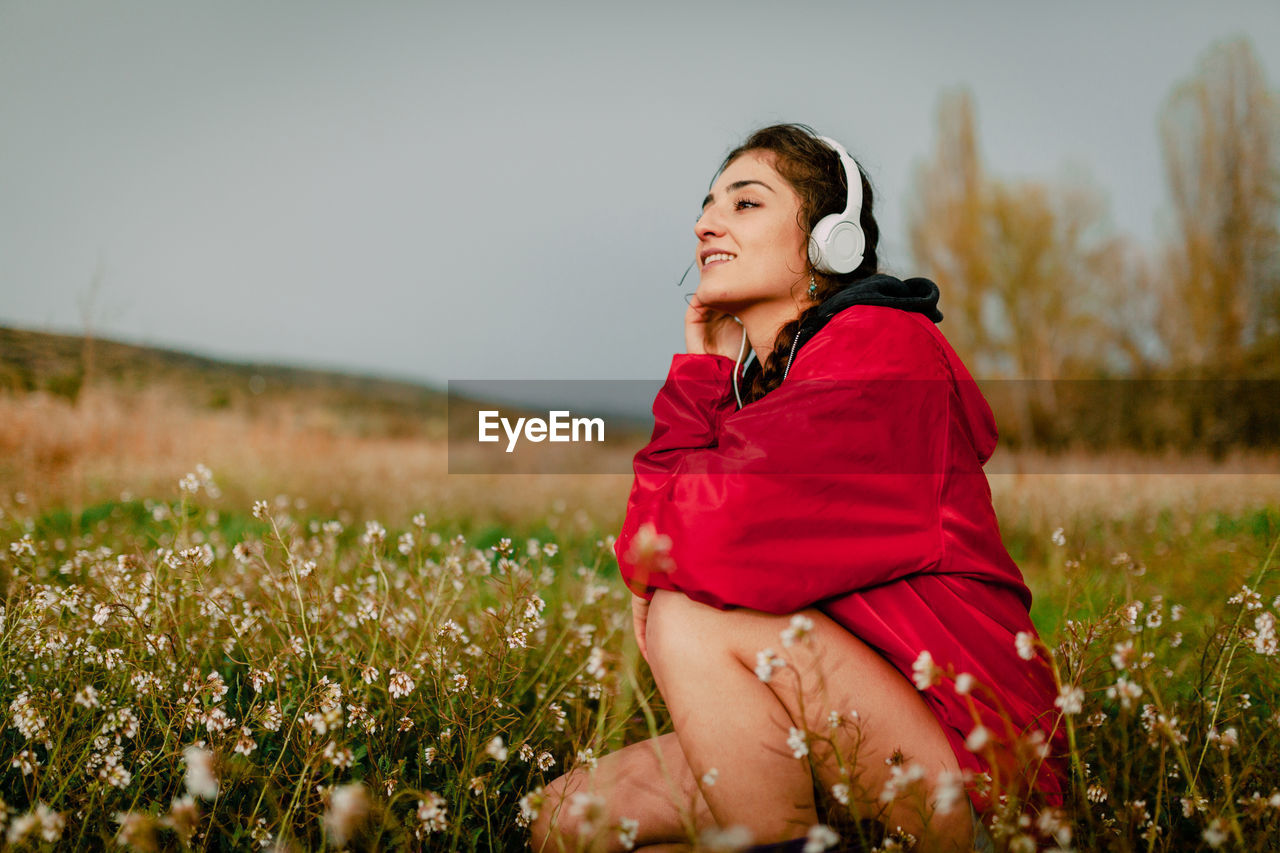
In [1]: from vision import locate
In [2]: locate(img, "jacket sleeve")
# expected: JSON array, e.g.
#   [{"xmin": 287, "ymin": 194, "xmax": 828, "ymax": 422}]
[{"xmin": 614, "ymin": 309, "xmax": 952, "ymax": 613}]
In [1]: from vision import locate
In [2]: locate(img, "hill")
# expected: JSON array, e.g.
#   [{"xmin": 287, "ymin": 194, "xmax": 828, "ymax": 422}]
[{"xmin": 0, "ymin": 325, "xmax": 449, "ymax": 439}]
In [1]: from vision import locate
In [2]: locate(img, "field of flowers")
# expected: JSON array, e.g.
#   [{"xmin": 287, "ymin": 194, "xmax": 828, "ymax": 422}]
[{"xmin": 1, "ymin": 385, "xmax": 1279, "ymax": 851}]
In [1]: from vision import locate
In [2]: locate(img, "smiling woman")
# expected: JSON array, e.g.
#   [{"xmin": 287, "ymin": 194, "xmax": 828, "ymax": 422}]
[
  {"xmin": 686, "ymin": 151, "xmax": 812, "ymax": 356},
  {"xmin": 528, "ymin": 123, "xmax": 1066, "ymax": 853}
]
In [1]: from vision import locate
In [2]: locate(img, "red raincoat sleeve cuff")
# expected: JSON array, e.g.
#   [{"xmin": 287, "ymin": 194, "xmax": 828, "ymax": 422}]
[{"xmin": 648, "ymin": 353, "xmax": 738, "ymax": 450}]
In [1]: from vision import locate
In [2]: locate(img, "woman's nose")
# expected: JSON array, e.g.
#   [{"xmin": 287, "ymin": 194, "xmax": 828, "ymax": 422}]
[{"xmin": 694, "ymin": 206, "xmax": 725, "ymax": 240}]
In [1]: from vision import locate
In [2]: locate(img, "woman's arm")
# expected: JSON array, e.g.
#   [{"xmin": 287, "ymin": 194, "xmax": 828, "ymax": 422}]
[{"xmin": 615, "ymin": 307, "xmax": 954, "ymax": 613}]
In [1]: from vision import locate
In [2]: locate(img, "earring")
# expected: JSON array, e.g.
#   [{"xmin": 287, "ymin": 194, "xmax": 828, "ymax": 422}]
[{"xmin": 808, "ymin": 272, "xmax": 818, "ymax": 298}]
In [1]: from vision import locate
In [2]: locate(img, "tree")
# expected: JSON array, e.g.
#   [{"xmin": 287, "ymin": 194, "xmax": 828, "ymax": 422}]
[
  {"xmin": 907, "ymin": 89, "xmax": 1136, "ymax": 446},
  {"xmin": 905, "ymin": 89, "xmax": 991, "ymax": 373},
  {"xmin": 1156, "ymin": 37, "xmax": 1280, "ymax": 371}
]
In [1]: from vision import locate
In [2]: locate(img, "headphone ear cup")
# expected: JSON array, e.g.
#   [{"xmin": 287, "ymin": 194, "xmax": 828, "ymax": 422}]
[
  {"xmin": 810, "ymin": 134, "xmax": 868, "ymax": 276},
  {"xmin": 825, "ymin": 220, "xmax": 865, "ymax": 274},
  {"xmin": 808, "ymin": 214, "xmax": 864, "ymax": 274}
]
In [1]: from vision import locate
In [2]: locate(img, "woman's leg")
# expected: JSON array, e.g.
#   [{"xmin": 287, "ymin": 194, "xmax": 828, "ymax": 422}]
[
  {"xmin": 529, "ymin": 588, "xmax": 976, "ymax": 852},
  {"xmin": 642, "ymin": 589, "xmax": 976, "ymax": 851},
  {"xmin": 527, "ymin": 730, "xmax": 715, "ymax": 852}
]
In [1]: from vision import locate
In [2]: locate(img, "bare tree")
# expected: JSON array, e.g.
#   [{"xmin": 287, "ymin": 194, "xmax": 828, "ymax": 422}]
[
  {"xmin": 1156, "ymin": 36, "xmax": 1280, "ymax": 371},
  {"xmin": 906, "ymin": 89, "xmax": 992, "ymax": 372},
  {"xmin": 907, "ymin": 89, "xmax": 1138, "ymax": 445}
]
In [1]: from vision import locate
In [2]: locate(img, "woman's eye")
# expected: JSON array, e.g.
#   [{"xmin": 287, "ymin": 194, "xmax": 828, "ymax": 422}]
[{"xmin": 695, "ymin": 198, "xmax": 760, "ymax": 222}]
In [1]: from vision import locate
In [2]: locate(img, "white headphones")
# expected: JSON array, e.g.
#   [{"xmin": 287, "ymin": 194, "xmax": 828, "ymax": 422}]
[
  {"xmin": 808, "ymin": 135, "xmax": 866, "ymax": 275},
  {"xmin": 726, "ymin": 132, "xmax": 867, "ymax": 407}
]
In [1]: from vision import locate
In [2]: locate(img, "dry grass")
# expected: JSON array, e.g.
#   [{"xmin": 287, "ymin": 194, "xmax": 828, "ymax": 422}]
[{"xmin": 0, "ymin": 387, "xmax": 633, "ymax": 535}]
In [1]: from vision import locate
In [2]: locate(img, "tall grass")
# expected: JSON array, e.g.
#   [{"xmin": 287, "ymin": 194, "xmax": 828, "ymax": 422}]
[{"xmin": 0, "ymin": 388, "xmax": 1278, "ymax": 850}]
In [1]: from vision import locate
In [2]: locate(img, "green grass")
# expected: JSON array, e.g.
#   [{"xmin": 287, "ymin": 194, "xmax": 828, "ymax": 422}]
[{"xmin": 0, "ymin": 478, "xmax": 1278, "ymax": 851}]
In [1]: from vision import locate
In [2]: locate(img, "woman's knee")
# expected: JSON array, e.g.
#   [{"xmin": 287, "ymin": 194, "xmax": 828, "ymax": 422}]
[{"xmin": 645, "ymin": 590, "xmax": 762, "ymax": 662}]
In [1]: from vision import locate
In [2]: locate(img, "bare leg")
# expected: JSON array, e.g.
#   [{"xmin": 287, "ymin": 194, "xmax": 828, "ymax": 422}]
[
  {"xmin": 529, "ymin": 590, "xmax": 976, "ymax": 852},
  {"xmin": 643, "ymin": 590, "xmax": 976, "ymax": 851},
  {"xmin": 528, "ymin": 729, "xmax": 715, "ymax": 852}
]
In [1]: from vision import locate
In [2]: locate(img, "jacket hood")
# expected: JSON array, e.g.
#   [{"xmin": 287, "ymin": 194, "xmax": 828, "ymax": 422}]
[
  {"xmin": 781, "ymin": 273, "xmax": 943, "ymax": 377},
  {"xmin": 796, "ymin": 273, "xmax": 999, "ymax": 464},
  {"xmin": 800, "ymin": 273, "xmax": 943, "ymax": 339},
  {"xmin": 943, "ymin": 331, "xmax": 1000, "ymax": 465}
]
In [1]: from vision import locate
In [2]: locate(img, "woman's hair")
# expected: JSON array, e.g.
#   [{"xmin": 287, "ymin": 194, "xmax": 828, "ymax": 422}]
[{"xmin": 711, "ymin": 122, "xmax": 880, "ymax": 404}]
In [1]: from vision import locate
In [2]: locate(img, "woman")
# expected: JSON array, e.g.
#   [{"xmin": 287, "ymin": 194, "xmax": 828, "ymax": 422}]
[{"xmin": 529, "ymin": 124, "xmax": 1066, "ymax": 852}]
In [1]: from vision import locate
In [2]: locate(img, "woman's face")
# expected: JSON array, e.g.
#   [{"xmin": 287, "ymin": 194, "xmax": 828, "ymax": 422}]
[{"xmin": 693, "ymin": 150, "xmax": 809, "ymax": 314}]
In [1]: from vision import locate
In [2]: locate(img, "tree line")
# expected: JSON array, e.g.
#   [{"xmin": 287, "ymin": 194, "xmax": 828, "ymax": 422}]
[{"xmin": 906, "ymin": 37, "xmax": 1280, "ymax": 454}]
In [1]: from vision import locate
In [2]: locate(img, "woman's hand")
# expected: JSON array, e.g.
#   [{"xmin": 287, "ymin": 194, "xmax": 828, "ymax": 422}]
[
  {"xmin": 685, "ymin": 295, "xmax": 746, "ymax": 359},
  {"xmin": 631, "ymin": 593, "xmax": 651, "ymax": 664}
]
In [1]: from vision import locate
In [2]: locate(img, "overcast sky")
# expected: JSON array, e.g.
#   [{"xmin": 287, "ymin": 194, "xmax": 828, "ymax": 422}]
[{"xmin": 2, "ymin": 1, "xmax": 1278, "ymax": 386}]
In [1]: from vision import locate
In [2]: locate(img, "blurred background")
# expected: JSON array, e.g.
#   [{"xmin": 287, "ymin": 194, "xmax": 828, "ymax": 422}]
[{"xmin": 1, "ymin": 0, "xmax": 1279, "ymax": 519}]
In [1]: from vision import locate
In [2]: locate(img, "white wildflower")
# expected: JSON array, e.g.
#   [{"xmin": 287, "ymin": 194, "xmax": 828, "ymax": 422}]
[
  {"xmin": 1203, "ymin": 817, "xmax": 1229, "ymax": 847},
  {"xmin": 804, "ymin": 824, "xmax": 840, "ymax": 852},
  {"xmin": 324, "ymin": 783, "xmax": 369, "ymax": 845},
  {"xmin": 911, "ymin": 650, "xmax": 940, "ymax": 690},
  {"xmin": 1254, "ymin": 612, "xmax": 1277, "ymax": 656},
  {"xmin": 323, "ymin": 741, "xmax": 354, "ymax": 769},
  {"xmin": 360, "ymin": 520, "xmax": 386, "ymax": 547},
  {"xmin": 755, "ymin": 648, "xmax": 787, "ymax": 683},
  {"xmin": 11, "ymin": 749, "xmax": 38, "ymax": 775},
  {"xmin": 965, "ymin": 725, "xmax": 991, "ymax": 752},
  {"xmin": 586, "ymin": 646, "xmax": 607, "ymax": 681},
  {"xmin": 787, "ymin": 726, "xmax": 809, "ymax": 759},
  {"xmin": 1111, "ymin": 639, "xmax": 1135, "ymax": 670},
  {"xmin": 1014, "ymin": 632, "xmax": 1036, "ymax": 661},
  {"xmin": 1055, "ymin": 685, "xmax": 1085, "ymax": 715},
  {"xmin": 625, "ymin": 523, "xmax": 675, "ymax": 574},
  {"xmin": 699, "ymin": 824, "xmax": 755, "ymax": 850},
  {"xmin": 933, "ymin": 769, "xmax": 963, "ymax": 815},
  {"xmin": 1106, "ymin": 676, "xmax": 1143, "ymax": 710},
  {"xmin": 183, "ymin": 746, "xmax": 218, "ymax": 800},
  {"xmin": 567, "ymin": 791, "xmax": 606, "ymax": 837},
  {"xmin": 516, "ymin": 787, "xmax": 543, "ymax": 828},
  {"xmin": 389, "ymin": 668, "xmax": 416, "ymax": 699},
  {"xmin": 781, "ymin": 614, "xmax": 815, "ymax": 647},
  {"xmin": 617, "ymin": 816, "xmax": 639, "ymax": 850},
  {"xmin": 879, "ymin": 762, "xmax": 926, "ymax": 804},
  {"xmin": 415, "ymin": 791, "xmax": 448, "ymax": 837}
]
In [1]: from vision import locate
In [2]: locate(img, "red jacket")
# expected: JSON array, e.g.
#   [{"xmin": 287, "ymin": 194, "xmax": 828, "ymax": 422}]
[{"xmin": 614, "ymin": 304, "xmax": 1067, "ymax": 815}]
